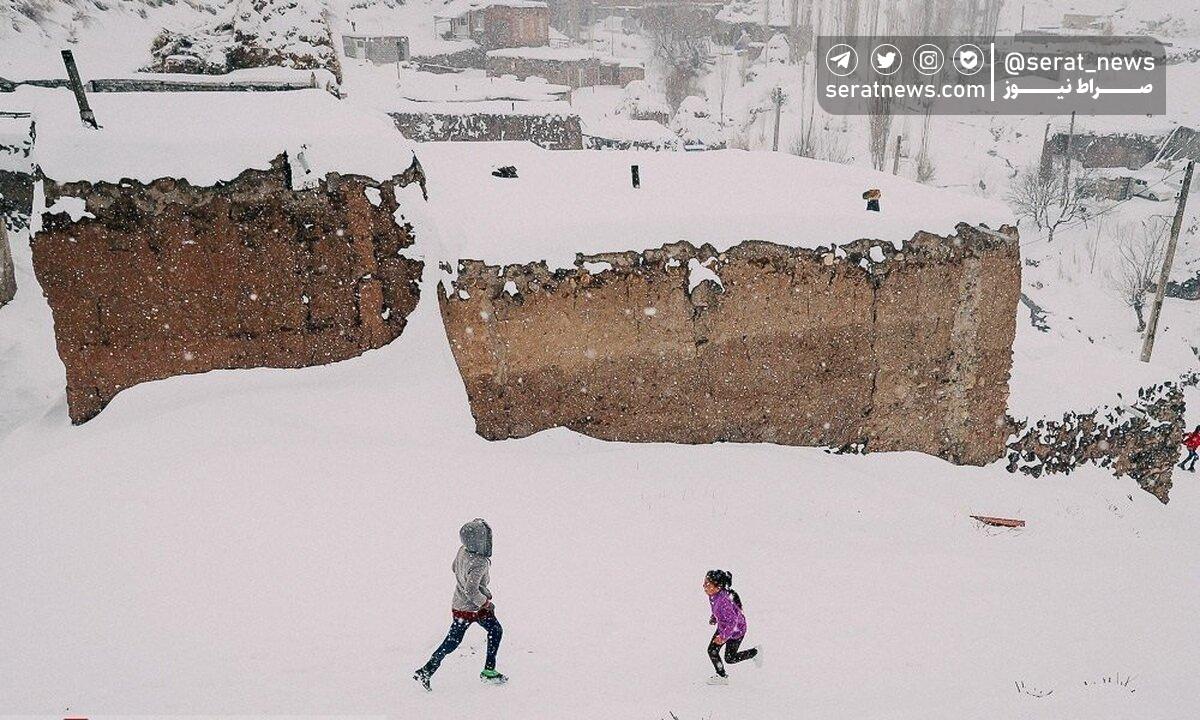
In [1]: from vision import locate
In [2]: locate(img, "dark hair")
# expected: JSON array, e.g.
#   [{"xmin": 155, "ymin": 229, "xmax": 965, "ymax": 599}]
[{"xmin": 705, "ymin": 569, "xmax": 743, "ymax": 609}]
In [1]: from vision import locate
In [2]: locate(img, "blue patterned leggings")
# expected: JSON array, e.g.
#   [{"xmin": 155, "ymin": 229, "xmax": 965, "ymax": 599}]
[{"xmin": 422, "ymin": 613, "xmax": 503, "ymax": 675}]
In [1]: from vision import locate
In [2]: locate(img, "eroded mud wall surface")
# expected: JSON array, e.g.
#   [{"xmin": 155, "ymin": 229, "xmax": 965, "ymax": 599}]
[
  {"xmin": 0, "ymin": 220, "xmax": 14, "ymax": 308},
  {"xmin": 33, "ymin": 155, "xmax": 424, "ymax": 423},
  {"xmin": 440, "ymin": 223, "xmax": 1020, "ymax": 465}
]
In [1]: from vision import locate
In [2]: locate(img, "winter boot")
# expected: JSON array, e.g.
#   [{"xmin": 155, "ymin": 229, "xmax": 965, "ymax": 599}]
[
  {"xmin": 480, "ymin": 668, "xmax": 508, "ymax": 684},
  {"xmin": 413, "ymin": 669, "xmax": 432, "ymax": 692}
]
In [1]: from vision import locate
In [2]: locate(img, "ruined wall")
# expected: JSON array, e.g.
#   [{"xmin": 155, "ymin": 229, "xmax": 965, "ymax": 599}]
[
  {"xmin": 33, "ymin": 154, "xmax": 425, "ymax": 423},
  {"xmin": 440, "ymin": 224, "xmax": 1021, "ymax": 465},
  {"xmin": 1006, "ymin": 378, "xmax": 1192, "ymax": 503},
  {"xmin": 390, "ymin": 111, "xmax": 583, "ymax": 149}
]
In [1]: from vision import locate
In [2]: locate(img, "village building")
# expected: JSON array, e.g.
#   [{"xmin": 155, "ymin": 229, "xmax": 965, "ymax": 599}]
[
  {"xmin": 434, "ymin": 0, "xmax": 550, "ymax": 49},
  {"xmin": 17, "ymin": 87, "xmax": 428, "ymax": 423},
  {"xmin": 1045, "ymin": 123, "xmax": 1200, "ymax": 200},
  {"xmin": 486, "ymin": 46, "xmax": 644, "ymax": 88},
  {"xmin": 342, "ymin": 29, "xmax": 411, "ymax": 64}
]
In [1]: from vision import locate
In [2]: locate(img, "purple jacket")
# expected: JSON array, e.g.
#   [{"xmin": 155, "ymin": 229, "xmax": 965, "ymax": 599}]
[{"xmin": 709, "ymin": 589, "xmax": 747, "ymax": 640}]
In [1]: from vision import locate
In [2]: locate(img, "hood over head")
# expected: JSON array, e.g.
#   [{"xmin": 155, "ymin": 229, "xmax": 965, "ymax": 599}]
[{"xmin": 460, "ymin": 518, "xmax": 493, "ymax": 557}]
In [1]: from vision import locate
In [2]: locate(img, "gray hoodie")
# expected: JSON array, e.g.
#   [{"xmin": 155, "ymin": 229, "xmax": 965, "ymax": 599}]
[{"xmin": 452, "ymin": 519, "xmax": 493, "ymax": 613}]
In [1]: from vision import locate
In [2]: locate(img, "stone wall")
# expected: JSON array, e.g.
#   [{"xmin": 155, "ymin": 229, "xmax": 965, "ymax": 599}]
[
  {"xmin": 440, "ymin": 224, "xmax": 1021, "ymax": 465},
  {"xmin": 32, "ymin": 154, "xmax": 425, "ymax": 423},
  {"xmin": 390, "ymin": 111, "xmax": 583, "ymax": 149},
  {"xmin": 1006, "ymin": 378, "xmax": 1193, "ymax": 503},
  {"xmin": 0, "ymin": 113, "xmax": 35, "ymax": 231}
]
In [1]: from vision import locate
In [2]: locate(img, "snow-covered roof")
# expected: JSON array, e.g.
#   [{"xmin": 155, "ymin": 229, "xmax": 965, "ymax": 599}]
[
  {"xmin": 434, "ymin": 0, "xmax": 546, "ymax": 18},
  {"xmin": 390, "ymin": 99, "xmax": 576, "ymax": 116},
  {"xmin": 0, "ymin": 87, "xmax": 417, "ymax": 186},
  {"xmin": 416, "ymin": 142, "xmax": 1014, "ymax": 268},
  {"xmin": 582, "ymin": 116, "xmax": 676, "ymax": 144},
  {"xmin": 716, "ymin": 0, "xmax": 795, "ymax": 28},
  {"xmin": 395, "ymin": 70, "xmax": 569, "ymax": 103},
  {"xmin": 487, "ymin": 46, "xmax": 601, "ymax": 62}
]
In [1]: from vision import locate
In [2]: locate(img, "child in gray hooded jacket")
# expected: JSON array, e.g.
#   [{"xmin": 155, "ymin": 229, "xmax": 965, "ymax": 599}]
[{"xmin": 414, "ymin": 519, "xmax": 505, "ymax": 690}]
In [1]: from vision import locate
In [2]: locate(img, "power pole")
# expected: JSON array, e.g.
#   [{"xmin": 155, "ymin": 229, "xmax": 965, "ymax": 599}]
[
  {"xmin": 892, "ymin": 134, "xmax": 902, "ymax": 175},
  {"xmin": 770, "ymin": 87, "xmax": 785, "ymax": 151},
  {"xmin": 1038, "ymin": 122, "xmax": 1052, "ymax": 179},
  {"xmin": 1060, "ymin": 111, "xmax": 1076, "ymax": 206},
  {"xmin": 1140, "ymin": 160, "xmax": 1195, "ymax": 363},
  {"xmin": 61, "ymin": 50, "xmax": 98, "ymax": 129}
]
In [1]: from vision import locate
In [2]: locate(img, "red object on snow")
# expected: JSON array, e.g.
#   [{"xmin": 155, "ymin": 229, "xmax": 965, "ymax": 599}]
[
  {"xmin": 970, "ymin": 515, "xmax": 1025, "ymax": 528},
  {"xmin": 1183, "ymin": 431, "xmax": 1200, "ymax": 450}
]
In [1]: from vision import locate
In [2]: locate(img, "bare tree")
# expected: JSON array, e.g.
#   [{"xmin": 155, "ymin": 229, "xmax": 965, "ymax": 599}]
[
  {"xmin": 1007, "ymin": 163, "xmax": 1089, "ymax": 242},
  {"xmin": 640, "ymin": 4, "xmax": 715, "ymax": 110},
  {"xmin": 867, "ymin": 95, "xmax": 892, "ymax": 171},
  {"xmin": 1109, "ymin": 217, "xmax": 1170, "ymax": 332},
  {"xmin": 914, "ymin": 107, "xmax": 936, "ymax": 183}
]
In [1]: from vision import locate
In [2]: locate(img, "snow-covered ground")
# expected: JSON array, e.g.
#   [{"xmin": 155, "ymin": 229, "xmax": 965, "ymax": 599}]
[{"xmin": 2, "ymin": 215, "xmax": 1199, "ymax": 717}]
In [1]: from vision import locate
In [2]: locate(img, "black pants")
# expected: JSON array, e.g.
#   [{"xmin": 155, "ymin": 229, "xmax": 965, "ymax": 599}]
[
  {"xmin": 1182, "ymin": 448, "xmax": 1198, "ymax": 471},
  {"xmin": 708, "ymin": 632, "xmax": 756, "ymax": 676},
  {"xmin": 421, "ymin": 611, "xmax": 503, "ymax": 676}
]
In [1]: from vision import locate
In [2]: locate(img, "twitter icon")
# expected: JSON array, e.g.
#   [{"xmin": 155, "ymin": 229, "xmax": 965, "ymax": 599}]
[{"xmin": 872, "ymin": 43, "xmax": 901, "ymax": 75}]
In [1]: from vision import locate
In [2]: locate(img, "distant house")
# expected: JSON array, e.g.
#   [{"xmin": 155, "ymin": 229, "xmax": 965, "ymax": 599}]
[
  {"xmin": 434, "ymin": 0, "xmax": 550, "ymax": 49},
  {"xmin": 1045, "ymin": 123, "xmax": 1199, "ymax": 202},
  {"xmin": 1046, "ymin": 125, "xmax": 1200, "ymax": 170},
  {"xmin": 342, "ymin": 31, "xmax": 410, "ymax": 64},
  {"xmin": 1061, "ymin": 13, "xmax": 1113, "ymax": 34},
  {"xmin": 486, "ymin": 46, "xmax": 644, "ymax": 88}
]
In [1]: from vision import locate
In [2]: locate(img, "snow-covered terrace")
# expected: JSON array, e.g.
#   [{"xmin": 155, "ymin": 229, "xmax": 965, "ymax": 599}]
[
  {"xmin": 0, "ymin": 87, "xmax": 418, "ymax": 187},
  {"xmin": 414, "ymin": 141, "xmax": 1014, "ymax": 269}
]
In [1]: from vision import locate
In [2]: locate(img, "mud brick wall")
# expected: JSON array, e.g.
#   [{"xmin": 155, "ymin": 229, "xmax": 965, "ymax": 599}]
[
  {"xmin": 390, "ymin": 111, "xmax": 583, "ymax": 149},
  {"xmin": 32, "ymin": 154, "xmax": 425, "ymax": 423},
  {"xmin": 0, "ymin": 219, "xmax": 14, "ymax": 309},
  {"xmin": 440, "ymin": 224, "xmax": 1021, "ymax": 465}
]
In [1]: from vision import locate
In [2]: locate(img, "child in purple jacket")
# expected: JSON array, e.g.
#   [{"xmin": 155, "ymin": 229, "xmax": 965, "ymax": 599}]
[{"xmin": 703, "ymin": 569, "xmax": 761, "ymax": 684}]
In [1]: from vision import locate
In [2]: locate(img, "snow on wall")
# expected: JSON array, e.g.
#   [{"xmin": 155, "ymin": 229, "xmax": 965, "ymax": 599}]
[{"xmin": 440, "ymin": 226, "xmax": 1021, "ymax": 465}]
